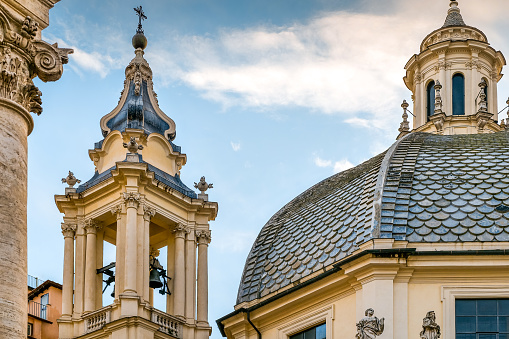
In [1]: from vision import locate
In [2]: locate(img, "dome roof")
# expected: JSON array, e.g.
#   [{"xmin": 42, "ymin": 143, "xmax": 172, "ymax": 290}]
[{"xmin": 237, "ymin": 131, "xmax": 509, "ymax": 304}]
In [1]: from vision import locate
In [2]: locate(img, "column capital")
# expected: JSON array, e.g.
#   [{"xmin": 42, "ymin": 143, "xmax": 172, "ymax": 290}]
[
  {"xmin": 196, "ymin": 230, "xmax": 211, "ymax": 245},
  {"xmin": 61, "ymin": 223, "xmax": 77, "ymax": 238},
  {"xmin": 0, "ymin": 14, "xmax": 72, "ymax": 116},
  {"xmin": 173, "ymin": 223, "xmax": 190, "ymax": 239},
  {"xmin": 143, "ymin": 204, "xmax": 156, "ymax": 221},
  {"xmin": 123, "ymin": 192, "xmax": 141, "ymax": 209},
  {"xmin": 83, "ymin": 219, "xmax": 102, "ymax": 235},
  {"xmin": 111, "ymin": 204, "xmax": 123, "ymax": 219}
]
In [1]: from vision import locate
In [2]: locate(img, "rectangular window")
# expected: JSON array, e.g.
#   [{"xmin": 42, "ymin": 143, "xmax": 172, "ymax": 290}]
[
  {"xmin": 40, "ymin": 293, "xmax": 49, "ymax": 320},
  {"xmin": 456, "ymin": 299, "xmax": 509, "ymax": 339},
  {"xmin": 27, "ymin": 323, "xmax": 33, "ymax": 336},
  {"xmin": 290, "ymin": 323, "xmax": 326, "ymax": 339}
]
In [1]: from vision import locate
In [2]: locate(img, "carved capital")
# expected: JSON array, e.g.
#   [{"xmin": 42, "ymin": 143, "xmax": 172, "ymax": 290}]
[
  {"xmin": 111, "ymin": 204, "xmax": 123, "ymax": 219},
  {"xmin": 173, "ymin": 223, "xmax": 190, "ymax": 239},
  {"xmin": 84, "ymin": 219, "xmax": 102, "ymax": 235},
  {"xmin": 0, "ymin": 15, "xmax": 72, "ymax": 115},
  {"xmin": 196, "ymin": 230, "xmax": 212, "ymax": 245},
  {"xmin": 123, "ymin": 192, "xmax": 141, "ymax": 209},
  {"xmin": 143, "ymin": 205, "xmax": 156, "ymax": 221},
  {"xmin": 61, "ymin": 223, "xmax": 77, "ymax": 238}
]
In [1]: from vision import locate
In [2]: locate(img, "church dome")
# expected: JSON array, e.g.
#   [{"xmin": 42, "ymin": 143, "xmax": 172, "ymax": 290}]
[{"xmin": 237, "ymin": 131, "xmax": 509, "ymax": 304}]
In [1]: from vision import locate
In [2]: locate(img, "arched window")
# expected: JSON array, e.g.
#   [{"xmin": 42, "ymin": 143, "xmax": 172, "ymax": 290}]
[
  {"xmin": 452, "ymin": 73, "xmax": 465, "ymax": 115},
  {"xmin": 427, "ymin": 80, "xmax": 435, "ymax": 120}
]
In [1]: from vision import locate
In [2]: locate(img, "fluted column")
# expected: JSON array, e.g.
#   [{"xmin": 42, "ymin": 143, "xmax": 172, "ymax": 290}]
[
  {"xmin": 143, "ymin": 206, "xmax": 156, "ymax": 301},
  {"xmin": 61, "ymin": 223, "xmax": 76, "ymax": 317},
  {"xmin": 0, "ymin": 8, "xmax": 71, "ymax": 339},
  {"xmin": 84, "ymin": 219, "xmax": 102, "ymax": 312},
  {"xmin": 123, "ymin": 192, "xmax": 140, "ymax": 294},
  {"xmin": 196, "ymin": 230, "xmax": 211, "ymax": 326},
  {"xmin": 173, "ymin": 224, "xmax": 188, "ymax": 319}
]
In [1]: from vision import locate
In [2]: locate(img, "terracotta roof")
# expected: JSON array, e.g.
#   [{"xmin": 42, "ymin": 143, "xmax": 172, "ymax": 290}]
[
  {"xmin": 237, "ymin": 131, "xmax": 509, "ymax": 304},
  {"xmin": 28, "ymin": 280, "xmax": 62, "ymax": 300}
]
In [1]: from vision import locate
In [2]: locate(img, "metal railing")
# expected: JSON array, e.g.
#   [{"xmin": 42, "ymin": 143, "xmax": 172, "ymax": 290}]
[
  {"xmin": 27, "ymin": 275, "xmax": 43, "ymax": 290},
  {"xmin": 28, "ymin": 300, "xmax": 47, "ymax": 320},
  {"xmin": 151, "ymin": 308, "xmax": 183, "ymax": 338}
]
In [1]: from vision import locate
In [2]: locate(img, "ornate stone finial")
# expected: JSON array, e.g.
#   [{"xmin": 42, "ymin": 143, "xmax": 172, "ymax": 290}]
[
  {"xmin": 420, "ymin": 311, "xmax": 441, "ymax": 339},
  {"xmin": 398, "ymin": 100, "xmax": 410, "ymax": 134},
  {"xmin": 132, "ymin": 6, "xmax": 148, "ymax": 50},
  {"xmin": 356, "ymin": 308, "xmax": 384, "ymax": 339},
  {"xmin": 123, "ymin": 137, "xmax": 143, "ymax": 154},
  {"xmin": 62, "ymin": 171, "xmax": 81, "ymax": 187},
  {"xmin": 194, "ymin": 176, "xmax": 213, "ymax": 201},
  {"xmin": 478, "ymin": 80, "xmax": 488, "ymax": 114},
  {"xmin": 434, "ymin": 81, "xmax": 443, "ymax": 114}
]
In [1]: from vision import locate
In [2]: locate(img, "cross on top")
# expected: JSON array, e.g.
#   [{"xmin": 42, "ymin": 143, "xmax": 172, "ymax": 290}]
[{"xmin": 134, "ymin": 6, "xmax": 147, "ymax": 34}]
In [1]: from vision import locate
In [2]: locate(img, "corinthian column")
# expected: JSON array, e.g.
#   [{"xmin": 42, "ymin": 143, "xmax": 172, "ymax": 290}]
[
  {"xmin": 196, "ymin": 230, "xmax": 211, "ymax": 326},
  {"xmin": 173, "ymin": 224, "xmax": 188, "ymax": 319},
  {"xmin": 61, "ymin": 222, "xmax": 76, "ymax": 317},
  {"xmin": 0, "ymin": 5, "xmax": 72, "ymax": 339},
  {"xmin": 123, "ymin": 192, "xmax": 141, "ymax": 294},
  {"xmin": 84, "ymin": 219, "xmax": 102, "ymax": 312}
]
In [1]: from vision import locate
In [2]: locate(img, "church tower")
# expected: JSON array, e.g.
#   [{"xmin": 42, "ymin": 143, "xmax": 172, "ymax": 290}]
[
  {"xmin": 55, "ymin": 8, "xmax": 217, "ymax": 339},
  {"xmin": 401, "ymin": 0, "xmax": 506, "ymax": 137}
]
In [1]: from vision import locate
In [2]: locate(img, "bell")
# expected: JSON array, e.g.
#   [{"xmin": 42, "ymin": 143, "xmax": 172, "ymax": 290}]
[
  {"xmin": 110, "ymin": 285, "xmax": 115, "ymax": 298},
  {"xmin": 149, "ymin": 269, "xmax": 163, "ymax": 289}
]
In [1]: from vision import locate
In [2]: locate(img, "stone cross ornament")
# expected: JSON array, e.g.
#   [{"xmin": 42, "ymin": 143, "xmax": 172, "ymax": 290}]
[
  {"xmin": 356, "ymin": 308, "xmax": 385, "ymax": 339},
  {"xmin": 420, "ymin": 311, "xmax": 441, "ymax": 339}
]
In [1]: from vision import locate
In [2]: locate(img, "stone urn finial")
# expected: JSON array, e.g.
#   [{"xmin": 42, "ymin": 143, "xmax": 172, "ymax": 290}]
[
  {"xmin": 194, "ymin": 176, "xmax": 213, "ymax": 201},
  {"xmin": 123, "ymin": 137, "xmax": 143, "ymax": 154},
  {"xmin": 62, "ymin": 171, "xmax": 81, "ymax": 188}
]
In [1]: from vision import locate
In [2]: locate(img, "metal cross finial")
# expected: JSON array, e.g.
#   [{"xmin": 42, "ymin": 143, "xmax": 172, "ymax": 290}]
[{"xmin": 134, "ymin": 6, "xmax": 147, "ymax": 34}]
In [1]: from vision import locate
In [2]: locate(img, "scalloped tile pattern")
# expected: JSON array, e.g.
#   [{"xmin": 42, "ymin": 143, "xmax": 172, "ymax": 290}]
[
  {"xmin": 236, "ymin": 153, "xmax": 385, "ymax": 304},
  {"xmin": 237, "ymin": 131, "xmax": 509, "ymax": 305}
]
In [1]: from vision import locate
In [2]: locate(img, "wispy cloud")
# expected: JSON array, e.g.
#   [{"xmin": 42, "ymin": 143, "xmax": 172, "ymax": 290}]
[
  {"xmin": 314, "ymin": 155, "xmax": 353, "ymax": 173},
  {"xmin": 230, "ymin": 142, "xmax": 241, "ymax": 151}
]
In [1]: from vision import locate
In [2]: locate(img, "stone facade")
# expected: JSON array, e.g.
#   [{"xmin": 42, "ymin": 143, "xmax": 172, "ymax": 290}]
[{"xmin": 0, "ymin": 1, "xmax": 70, "ymax": 338}]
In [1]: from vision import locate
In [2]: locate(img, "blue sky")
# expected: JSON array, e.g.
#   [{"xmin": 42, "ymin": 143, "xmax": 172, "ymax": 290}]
[{"xmin": 27, "ymin": 0, "xmax": 509, "ymax": 337}]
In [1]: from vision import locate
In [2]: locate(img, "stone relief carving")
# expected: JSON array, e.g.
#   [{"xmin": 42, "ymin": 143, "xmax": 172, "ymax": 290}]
[
  {"xmin": 21, "ymin": 16, "xmax": 38, "ymax": 39},
  {"xmin": 356, "ymin": 308, "xmax": 384, "ymax": 339},
  {"xmin": 123, "ymin": 136, "xmax": 143, "ymax": 153},
  {"xmin": 420, "ymin": 311, "xmax": 441, "ymax": 339}
]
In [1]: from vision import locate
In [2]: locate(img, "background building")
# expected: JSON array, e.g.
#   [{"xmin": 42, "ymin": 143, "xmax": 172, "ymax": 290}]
[
  {"xmin": 218, "ymin": 2, "xmax": 509, "ymax": 339},
  {"xmin": 28, "ymin": 278, "xmax": 62, "ymax": 339}
]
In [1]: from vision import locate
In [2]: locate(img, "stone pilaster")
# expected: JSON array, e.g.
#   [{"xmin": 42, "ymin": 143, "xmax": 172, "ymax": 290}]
[{"xmin": 0, "ymin": 3, "xmax": 71, "ymax": 338}]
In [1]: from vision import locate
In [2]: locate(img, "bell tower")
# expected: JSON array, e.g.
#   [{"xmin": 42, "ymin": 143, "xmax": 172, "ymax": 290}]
[
  {"xmin": 401, "ymin": 0, "xmax": 507, "ymax": 136},
  {"xmin": 55, "ymin": 7, "xmax": 217, "ymax": 339}
]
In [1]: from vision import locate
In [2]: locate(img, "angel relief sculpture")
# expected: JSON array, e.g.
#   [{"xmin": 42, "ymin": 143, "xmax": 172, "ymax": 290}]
[
  {"xmin": 356, "ymin": 308, "xmax": 384, "ymax": 339},
  {"xmin": 420, "ymin": 311, "xmax": 441, "ymax": 339}
]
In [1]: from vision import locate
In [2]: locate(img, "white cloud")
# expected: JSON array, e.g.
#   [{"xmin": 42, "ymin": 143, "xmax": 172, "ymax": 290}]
[
  {"xmin": 314, "ymin": 156, "xmax": 332, "ymax": 168},
  {"xmin": 333, "ymin": 159, "xmax": 354, "ymax": 173},
  {"xmin": 230, "ymin": 142, "xmax": 241, "ymax": 151},
  {"xmin": 314, "ymin": 154, "xmax": 353, "ymax": 173}
]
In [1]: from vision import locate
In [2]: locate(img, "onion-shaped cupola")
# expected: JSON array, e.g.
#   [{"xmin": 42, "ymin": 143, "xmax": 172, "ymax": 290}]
[{"xmin": 402, "ymin": 0, "xmax": 507, "ymax": 137}]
